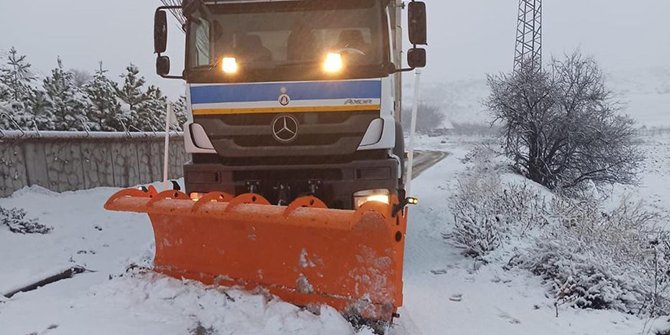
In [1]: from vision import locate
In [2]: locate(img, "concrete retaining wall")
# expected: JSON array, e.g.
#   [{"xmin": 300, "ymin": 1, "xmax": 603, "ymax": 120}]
[{"xmin": 0, "ymin": 131, "xmax": 188, "ymax": 197}]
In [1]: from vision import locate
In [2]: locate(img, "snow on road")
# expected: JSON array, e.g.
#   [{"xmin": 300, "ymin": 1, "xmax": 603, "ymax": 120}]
[{"xmin": 1, "ymin": 134, "xmax": 669, "ymax": 334}]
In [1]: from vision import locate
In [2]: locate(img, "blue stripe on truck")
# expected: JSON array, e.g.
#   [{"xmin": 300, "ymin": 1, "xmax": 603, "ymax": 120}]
[{"xmin": 190, "ymin": 80, "xmax": 382, "ymax": 104}]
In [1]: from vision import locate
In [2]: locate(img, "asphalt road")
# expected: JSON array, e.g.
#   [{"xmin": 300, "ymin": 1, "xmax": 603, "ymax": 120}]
[{"xmin": 411, "ymin": 151, "xmax": 449, "ymax": 179}]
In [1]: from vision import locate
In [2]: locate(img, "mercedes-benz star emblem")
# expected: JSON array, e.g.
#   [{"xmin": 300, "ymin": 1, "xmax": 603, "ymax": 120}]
[{"xmin": 272, "ymin": 114, "xmax": 299, "ymax": 143}]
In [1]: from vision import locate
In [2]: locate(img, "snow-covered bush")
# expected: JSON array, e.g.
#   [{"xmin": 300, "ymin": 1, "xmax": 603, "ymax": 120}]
[
  {"xmin": 452, "ymin": 146, "xmax": 669, "ymax": 316},
  {"xmin": 451, "ymin": 147, "xmax": 550, "ymax": 258},
  {"xmin": 0, "ymin": 206, "xmax": 51, "ymax": 234},
  {"xmin": 451, "ymin": 173, "xmax": 502, "ymax": 257},
  {"xmin": 520, "ymin": 197, "xmax": 670, "ymax": 316},
  {"xmin": 451, "ymin": 179, "xmax": 550, "ymax": 258}
]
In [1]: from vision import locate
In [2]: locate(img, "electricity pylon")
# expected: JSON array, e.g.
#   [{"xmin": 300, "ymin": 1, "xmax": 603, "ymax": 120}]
[{"xmin": 514, "ymin": 0, "xmax": 542, "ymax": 72}]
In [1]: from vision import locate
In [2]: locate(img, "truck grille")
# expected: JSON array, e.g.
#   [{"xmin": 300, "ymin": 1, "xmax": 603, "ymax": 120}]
[{"xmin": 195, "ymin": 111, "xmax": 379, "ymax": 158}]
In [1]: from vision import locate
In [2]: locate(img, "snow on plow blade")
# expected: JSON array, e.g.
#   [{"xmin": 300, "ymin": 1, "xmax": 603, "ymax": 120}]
[{"xmin": 105, "ymin": 187, "xmax": 408, "ymax": 320}]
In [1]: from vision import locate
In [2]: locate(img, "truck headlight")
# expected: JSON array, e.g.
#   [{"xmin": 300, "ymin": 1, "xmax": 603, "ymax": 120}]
[
  {"xmin": 354, "ymin": 189, "xmax": 390, "ymax": 209},
  {"xmin": 323, "ymin": 52, "xmax": 344, "ymax": 73},
  {"xmin": 221, "ymin": 57, "xmax": 239, "ymax": 74}
]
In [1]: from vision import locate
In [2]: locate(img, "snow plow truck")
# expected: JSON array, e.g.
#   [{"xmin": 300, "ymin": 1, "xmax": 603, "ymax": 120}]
[{"xmin": 104, "ymin": 0, "xmax": 427, "ymax": 326}]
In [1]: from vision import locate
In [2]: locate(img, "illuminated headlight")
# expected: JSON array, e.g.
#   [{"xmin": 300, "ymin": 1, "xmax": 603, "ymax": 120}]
[
  {"xmin": 354, "ymin": 189, "xmax": 390, "ymax": 209},
  {"xmin": 221, "ymin": 57, "xmax": 239, "ymax": 74},
  {"xmin": 323, "ymin": 52, "xmax": 344, "ymax": 73}
]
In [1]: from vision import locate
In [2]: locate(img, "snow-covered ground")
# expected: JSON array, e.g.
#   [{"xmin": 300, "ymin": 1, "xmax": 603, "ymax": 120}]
[
  {"xmin": 0, "ymin": 186, "xmax": 370, "ymax": 335},
  {"xmin": 1, "ymin": 133, "xmax": 669, "ymax": 334},
  {"xmin": 403, "ymin": 134, "xmax": 670, "ymax": 335}
]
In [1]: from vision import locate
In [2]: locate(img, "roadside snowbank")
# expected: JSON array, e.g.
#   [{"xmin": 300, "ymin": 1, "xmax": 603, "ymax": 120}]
[{"xmin": 402, "ymin": 134, "xmax": 670, "ymax": 335}]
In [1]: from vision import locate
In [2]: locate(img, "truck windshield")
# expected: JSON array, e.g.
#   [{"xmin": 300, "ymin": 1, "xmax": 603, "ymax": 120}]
[{"xmin": 186, "ymin": 0, "xmax": 387, "ymax": 80}]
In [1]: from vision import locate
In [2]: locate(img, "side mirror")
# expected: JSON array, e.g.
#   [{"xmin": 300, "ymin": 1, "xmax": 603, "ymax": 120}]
[
  {"xmin": 156, "ymin": 56, "xmax": 171, "ymax": 76},
  {"xmin": 407, "ymin": 48, "xmax": 426, "ymax": 68},
  {"xmin": 154, "ymin": 10, "xmax": 168, "ymax": 54},
  {"xmin": 408, "ymin": 1, "xmax": 427, "ymax": 45}
]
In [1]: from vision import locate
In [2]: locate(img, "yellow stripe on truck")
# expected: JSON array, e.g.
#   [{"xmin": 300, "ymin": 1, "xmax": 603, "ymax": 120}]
[{"xmin": 192, "ymin": 105, "xmax": 381, "ymax": 115}]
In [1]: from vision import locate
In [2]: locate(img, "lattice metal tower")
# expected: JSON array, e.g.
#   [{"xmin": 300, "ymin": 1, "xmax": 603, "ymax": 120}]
[{"xmin": 514, "ymin": 0, "xmax": 542, "ymax": 72}]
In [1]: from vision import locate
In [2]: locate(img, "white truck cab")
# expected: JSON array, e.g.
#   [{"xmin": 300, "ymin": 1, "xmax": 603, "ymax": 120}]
[{"xmin": 154, "ymin": 0, "xmax": 427, "ymax": 209}]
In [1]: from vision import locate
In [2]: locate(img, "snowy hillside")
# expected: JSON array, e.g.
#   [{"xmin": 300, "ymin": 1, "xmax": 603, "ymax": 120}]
[
  {"xmin": 608, "ymin": 67, "xmax": 670, "ymax": 128},
  {"xmin": 419, "ymin": 66, "xmax": 670, "ymax": 128},
  {"xmin": 420, "ymin": 80, "xmax": 491, "ymax": 126}
]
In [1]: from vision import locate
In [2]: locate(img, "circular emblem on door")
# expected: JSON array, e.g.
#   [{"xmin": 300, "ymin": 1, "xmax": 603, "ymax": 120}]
[{"xmin": 272, "ymin": 114, "xmax": 299, "ymax": 143}]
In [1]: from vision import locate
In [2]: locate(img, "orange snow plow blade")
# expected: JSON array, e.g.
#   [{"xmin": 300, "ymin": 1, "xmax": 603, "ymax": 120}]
[{"xmin": 105, "ymin": 187, "xmax": 408, "ymax": 320}]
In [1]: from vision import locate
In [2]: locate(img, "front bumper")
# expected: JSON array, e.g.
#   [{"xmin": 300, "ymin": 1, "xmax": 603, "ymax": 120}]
[{"xmin": 184, "ymin": 158, "xmax": 400, "ymax": 210}]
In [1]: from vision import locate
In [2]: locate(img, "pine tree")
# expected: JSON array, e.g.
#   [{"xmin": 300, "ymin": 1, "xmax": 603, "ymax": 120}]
[
  {"xmin": 0, "ymin": 47, "xmax": 34, "ymax": 103},
  {"xmin": 0, "ymin": 47, "xmax": 36, "ymax": 129},
  {"xmin": 0, "ymin": 79, "xmax": 7, "ymax": 102},
  {"xmin": 136, "ymin": 85, "xmax": 167, "ymax": 132},
  {"xmin": 43, "ymin": 58, "xmax": 88, "ymax": 131},
  {"xmin": 85, "ymin": 63, "xmax": 124, "ymax": 131},
  {"xmin": 117, "ymin": 64, "xmax": 147, "ymax": 131},
  {"xmin": 24, "ymin": 89, "xmax": 54, "ymax": 130},
  {"xmin": 172, "ymin": 96, "xmax": 188, "ymax": 131}
]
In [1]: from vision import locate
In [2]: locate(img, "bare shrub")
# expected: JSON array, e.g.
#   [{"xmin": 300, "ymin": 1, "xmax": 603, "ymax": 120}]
[
  {"xmin": 486, "ymin": 52, "xmax": 643, "ymax": 190},
  {"xmin": 521, "ymin": 197, "xmax": 670, "ymax": 316},
  {"xmin": 0, "ymin": 206, "xmax": 51, "ymax": 234}
]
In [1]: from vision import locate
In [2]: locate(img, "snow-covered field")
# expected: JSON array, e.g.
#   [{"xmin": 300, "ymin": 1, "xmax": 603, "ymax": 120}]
[
  {"xmin": 1, "ymin": 133, "xmax": 669, "ymax": 334},
  {"xmin": 420, "ymin": 68, "xmax": 670, "ymax": 129}
]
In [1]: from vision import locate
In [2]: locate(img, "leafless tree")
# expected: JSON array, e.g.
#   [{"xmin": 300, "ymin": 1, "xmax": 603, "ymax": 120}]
[{"xmin": 486, "ymin": 52, "xmax": 643, "ymax": 190}]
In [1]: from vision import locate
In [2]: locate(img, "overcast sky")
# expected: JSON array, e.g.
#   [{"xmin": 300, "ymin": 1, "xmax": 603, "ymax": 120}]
[{"xmin": 0, "ymin": 0, "xmax": 668, "ymax": 97}]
